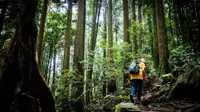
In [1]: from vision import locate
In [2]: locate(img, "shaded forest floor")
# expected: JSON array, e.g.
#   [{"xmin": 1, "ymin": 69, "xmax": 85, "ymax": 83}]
[
  {"xmin": 90, "ymin": 69, "xmax": 200, "ymax": 112},
  {"xmin": 138, "ymin": 76, "xmax": 200, "ymax": 112}
]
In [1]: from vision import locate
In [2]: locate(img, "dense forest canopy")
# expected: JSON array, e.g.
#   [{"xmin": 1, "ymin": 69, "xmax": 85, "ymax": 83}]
[{"xmin": 0, "ymin": 0, "xmax": 200, "ymax": 111}]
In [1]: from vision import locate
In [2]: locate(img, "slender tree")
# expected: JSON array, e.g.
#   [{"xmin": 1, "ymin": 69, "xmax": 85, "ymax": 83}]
[
  {"xmin": 102, "ymin": 0, "xmax": 107, "ymax": 97},
  {"xmin": 73, "ymin": 0, "xmax": 86, "ymax": 111},
  {"xmin": 87, "ymin": 0, "xmax": 102, "ymax": 104},
  {"xmin": 107, "ymin": 0, "xmax": 113, "ymax": 61},
  {"xmin": 52, "ymin": 49, "xmax": 56, "ymax": 97},
  {"xmin": 138, "ymin": 0, "xmax": 143, "ymax": 49},
  {"xmin": 131, "ymin": 0, "xmax": 138, "ymax": 54},
  {"xmin": 37, "ymin": 0, "xmax": 48, "ymax": 67},
  {"xmin": 63, "ymin": 0, "xmax": 72, "ymax": 70}
]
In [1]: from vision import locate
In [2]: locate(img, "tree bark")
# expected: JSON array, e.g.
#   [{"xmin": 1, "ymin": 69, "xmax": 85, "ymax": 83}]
[
  {"xmin": 138, "ymin": 0, "xmax": 142, "ymax": 49},
  {"xmin": 52, "ymin": 49, "xmax": 56, "ymax": 97},
  {"xmin": 131, "ymin": 0, "xmax": 138, "ymax": 54},
  {"xmin": 0, "ymin": 0, "xmax": 55, "ymax": 111},
  {"xmin": 107, "ymin": 0, "xmax": 113, "ymax": 61},
  {"xmin": 152, "ymin": 0, "xmax": 159, "ymax": 71},
  {"xmin": 102, "ymin": 0, "xmax": 107, "ymax": 97},
  {"xmin": 73, "ymin": 0, "xmax": 86, "ymax": 111},
  {"xmin": 37, "ymin": 0, "xmax": 48, "ymax": 68},
  {"xmin": 123, "ymin": 0, "xmax": 130, "ymax": 43},
  {"xmin": 63, "ymin": 0, "xmax": 72, "ymax": 70},
  {"xmin": 155, "ymin": 0, "xmax": 169, "ymax": 75},
  {"xmin": 86, "ymin": 0, "xmax": 102, "ymax": 104},
  {"xmin": 47, "ymin": 57, "xmax": 52, "ymax": 84},
  {"xmin": 123, "ymin": 0, "xmax": 130, "ymax": 88},
  {"xmin": 44, "ymin": 46, "xmax": 53, "ymax": 80},
  {"xmin": 0, "ymin": 1, "xmax": 8, "ymax": 48}
]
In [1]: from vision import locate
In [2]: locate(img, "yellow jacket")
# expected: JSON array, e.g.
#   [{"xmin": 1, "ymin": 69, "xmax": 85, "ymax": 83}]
[{"xmin": 130, "ymin": 62, "xmax": 146, "ymax": 80}]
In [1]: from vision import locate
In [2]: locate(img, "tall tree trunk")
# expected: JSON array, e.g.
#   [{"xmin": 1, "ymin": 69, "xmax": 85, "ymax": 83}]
[
  {"xmin": 44, "ymin": 46, "xmax": 53, "ymax": 80},
  {"xmin": 37, "ymin": 0, "xmax": 48, "ymax": 67},
  {"xmin": 152, "ymin": 1, "xmax": 159, "ymax": 71},
  {"xmin": 102, "ymin": 0, "xmax": 107, "ymax": 97},
  {"xmin": 123, "ymin": 0, "xmax": 130, "ymax": 43},
  {"xmin": 107, "ymin": 0, "xmax": 113, "ymax": 61},
  {"xmin": 138, "ymin": 0, "xmax": 142, "ymax": 49},
  {"xmin": 0, "ymin": 1, "xmax": 8, "ymax": 48},
  {"xmin": 86, "ymin": 0, "xmax": 98, "ymax": 104},
  {"xmin": 131, "ymin": 0, "xmax": 138, "ymax": 54},
  {"xmin": 73, "ymin": 0, "xmax": 85, "ymax": 111},
  {"xmin": 155, "ymin": 0, "xmax": 169, "ymax": 75},
  {"xmin": 52, "ymin": 49, "xmax": 56, "ymax": 97},
  {"xmin": 47, "ymin": 57, "xmax": 52, "ymax": 84},
  {"xmin": 86, "ymin": 0, "xmax": 101, "ymax": 104},
  {"xmin": 123, "ymin": 0, "xmax": 130, "ymax": 88},
  {"xmin": 0, "ymin": 0, "xmax": 55, "ymax": 111},
  {"xmin": 115, "ymin": 22, "xmax": 119, "ymax": 43},
  {"xmin": 62, "ymin": 0, "xmax": 72, "ymax": 103},
  {"xmin": 63, "ymin": 0, "xmax": 72, "ymax": 70}
]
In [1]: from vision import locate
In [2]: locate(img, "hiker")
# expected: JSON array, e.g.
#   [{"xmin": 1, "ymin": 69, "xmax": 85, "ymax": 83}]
[
  {"xmin": 129, "ymin": 58, "xmax": 146, "ymax": 104},
  {"xmin": 108, "ymin": 78, "xmax": 117, "ymax": 95}
]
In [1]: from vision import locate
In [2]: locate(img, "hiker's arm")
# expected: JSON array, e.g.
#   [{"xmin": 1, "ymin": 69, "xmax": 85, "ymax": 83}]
[
  {"xmin": 143, "ymin": 63, "xmax": 146, "ymax": 80},
  {"xmin": 143, "ymin": 70, "xmax": 146, "ymax": 80}
]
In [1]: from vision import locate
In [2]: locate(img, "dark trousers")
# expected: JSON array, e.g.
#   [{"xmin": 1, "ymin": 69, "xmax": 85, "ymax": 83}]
[{"xmin": 130, "ymin": 79, "xmax": 143, "ymax": 101}]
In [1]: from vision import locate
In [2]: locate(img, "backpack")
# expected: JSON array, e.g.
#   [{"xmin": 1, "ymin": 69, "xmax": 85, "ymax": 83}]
[{"xmin": 129, "ymin": 61, "xmax": 140, "ymax": 74}]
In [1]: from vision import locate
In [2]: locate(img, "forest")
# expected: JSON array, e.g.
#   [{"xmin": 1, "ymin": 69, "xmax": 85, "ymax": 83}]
[{"xmin": 0, "ymin": 0, "xmax": 200, "ymax": 112}]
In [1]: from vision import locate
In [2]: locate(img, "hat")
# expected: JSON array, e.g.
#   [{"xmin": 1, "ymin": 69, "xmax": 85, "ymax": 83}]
[{"xmin": 140, "ymin": 58, "xmax": 146, "ymax": 63}]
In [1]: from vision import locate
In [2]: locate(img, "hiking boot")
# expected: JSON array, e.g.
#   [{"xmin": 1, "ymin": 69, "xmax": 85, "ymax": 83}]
[
  {"xmin": 129, "ymin": 95, "xmax": 134, "ymax": 103},
  {"xmin": 135, "ymin": 99, "xmax": 141, "ymax": 104}
]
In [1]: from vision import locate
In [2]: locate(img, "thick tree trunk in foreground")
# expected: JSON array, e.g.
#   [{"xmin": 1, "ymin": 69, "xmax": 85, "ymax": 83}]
[
  {"xmin": 0, "ymin": 0, "xmax": 55, "ymax": 111},
  {"xmin": 0, "ymin": 1, "xmax": 8, "ymax": 48},
  {"xmin": 155, "ymin": 0, "xmax": 169, "ymax": 75}
]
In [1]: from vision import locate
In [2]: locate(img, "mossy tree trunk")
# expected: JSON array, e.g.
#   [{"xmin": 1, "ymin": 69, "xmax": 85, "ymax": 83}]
[
  {"xmin": 86, "ymin": 0, "xmax": 98, "ymax": 104},
  {"xmin": 0, "ymin": 0, "xmax": 56, "ymax": 111},
  {"xmin": 152, "ymin": 0, "xmax": 159, "ymax": 71},
  {"xmin": 63, "ymin": 0, "xmax": 72, "ymax": 70},
  {"xmin": 73, "ymin": 0, "xmax": 86, "ymax": 111},
  {"xmin": 155, "ymin": 0, "xmax": 169, "ymax": 75},
  {"xmin": 123, "ymin": 0, "xmax": 130, "ymax": 88},
  {"xmin": 102, "ymin": 0, "xmax": 107, "ymax": 97},
  {"xmin": 138, "ymin": 0, "xmax": 143, "ymax": 49},
  {"xmin": 131, "ymin": 0, "xmax": 137, "ymax": 54}
]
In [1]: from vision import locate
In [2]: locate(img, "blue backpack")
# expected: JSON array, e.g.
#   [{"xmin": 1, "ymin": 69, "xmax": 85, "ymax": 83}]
[{"xmin": 129, "ymin": 61, "xmax": 140, "ymax": 74}]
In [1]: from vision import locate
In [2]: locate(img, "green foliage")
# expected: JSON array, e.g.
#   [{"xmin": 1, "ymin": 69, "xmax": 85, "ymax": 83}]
[
  {"xmin": 169, "ymin": 45, "xmax": 200, "ymax": 73},
  {"xmin": 55, "ymin": 69, "xmax": 76, "ymax": 111}
]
